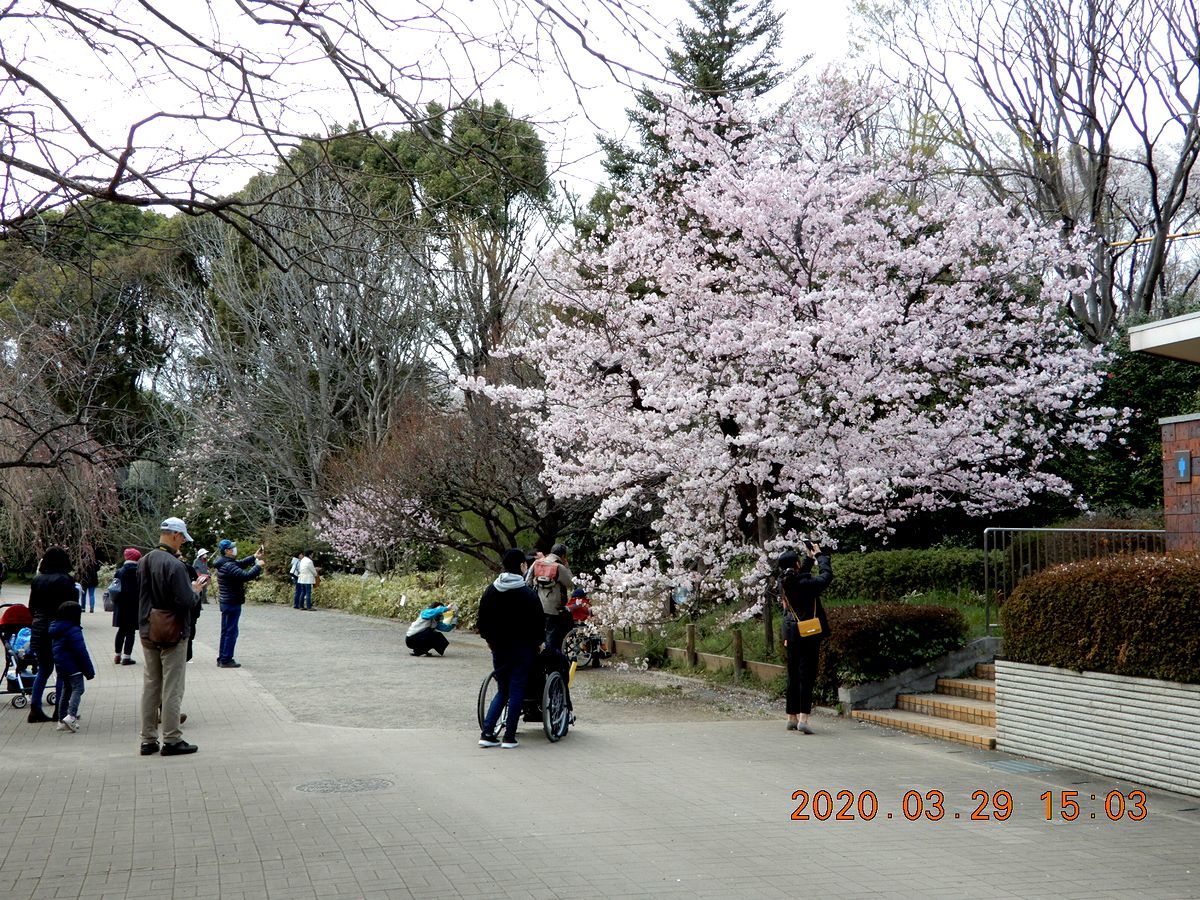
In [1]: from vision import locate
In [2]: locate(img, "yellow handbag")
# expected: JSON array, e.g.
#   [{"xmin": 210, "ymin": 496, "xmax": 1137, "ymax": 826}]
[
  {"xmin": 795, "ymin": 596, "xmax": 822, "ymax": 638},
  {"xmin": 797, "ymin": 614, "xmax": 823, "ymax": 638}
]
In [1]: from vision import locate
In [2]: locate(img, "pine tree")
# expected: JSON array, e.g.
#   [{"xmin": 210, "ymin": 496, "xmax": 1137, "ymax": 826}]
[{"xmin": 582, "ymin": 0, "xmax": 787, "ymax": 237}]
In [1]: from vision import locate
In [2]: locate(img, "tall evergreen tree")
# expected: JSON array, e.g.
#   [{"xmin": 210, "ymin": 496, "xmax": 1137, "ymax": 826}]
[{"xmin": 585, "ymin": 0, "xmax": 788, "ymax": 234}]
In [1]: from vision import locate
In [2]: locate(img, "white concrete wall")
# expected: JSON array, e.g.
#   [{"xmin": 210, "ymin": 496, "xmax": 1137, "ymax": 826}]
[{"xmin": 996, "ymin": 661, "xmax": 1200, "ymax": 797}]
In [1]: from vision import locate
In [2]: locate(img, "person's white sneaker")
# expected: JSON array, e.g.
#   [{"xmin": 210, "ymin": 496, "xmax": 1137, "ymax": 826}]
[
  {"xmin": 56, "ymin": 721, "xmax": 67, "ymax": 731},
  {"xmin": 501, "ymin": 739, "xmax": 519, "ymax": 749},
  {"xmin": 61, "ymin": 715, "xmax": 78, "ymax": 733}
]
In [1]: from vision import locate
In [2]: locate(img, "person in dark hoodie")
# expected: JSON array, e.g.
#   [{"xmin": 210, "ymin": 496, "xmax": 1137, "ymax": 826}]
[
  {"xmin": 79, "ymin": 558, "xmax": 100, "ymax": 613},
  {"xmin": 778, "ymin": 543, "xmax": 833, "ymax": 735},
  {"xmin": 476, "ymin": 548, "xmax": 544, "ymax": 749},
  {"xmin": 27, "ymin": 547, "xmax": 77, "ymax": 723},
  {"xmin": 50, "ymin": 601, "xmax": 95, "ymax": 732},
  {"xmin": 112, "ymin": 548, "xmax": 142, "ymax": 665}
]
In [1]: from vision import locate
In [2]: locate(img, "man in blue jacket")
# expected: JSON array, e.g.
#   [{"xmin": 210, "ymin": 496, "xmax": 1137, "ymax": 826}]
[{"xmin": 212, "ymin": 539, "xmax": 264, "ymax": 669}]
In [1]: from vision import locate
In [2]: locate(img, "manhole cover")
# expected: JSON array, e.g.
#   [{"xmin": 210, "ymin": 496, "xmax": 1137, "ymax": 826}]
[{"xmin": 295, "ymin": 777, "xmax": 394, "ymax": 794}]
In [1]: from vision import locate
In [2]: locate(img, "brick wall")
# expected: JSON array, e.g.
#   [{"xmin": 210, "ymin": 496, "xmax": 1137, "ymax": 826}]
[{"xmin": 1162, "ymin": 414, "xmax": 1200, "ymax": 551}]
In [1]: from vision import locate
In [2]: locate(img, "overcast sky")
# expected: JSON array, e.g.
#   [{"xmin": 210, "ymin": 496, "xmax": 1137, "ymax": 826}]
[
  {"xmin": 514, "ymin": 0, "xmax": 856, "ymax": 195},
  {"xmin": 12, "ymin": 0, "xmax": 855, "ymax": 209}
]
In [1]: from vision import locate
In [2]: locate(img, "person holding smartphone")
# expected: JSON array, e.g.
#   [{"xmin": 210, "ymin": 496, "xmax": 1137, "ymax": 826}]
[
  {"xmin": 778, "ymin": 542, "xmax": 833, "ymax": 734},
  {"xmin": 212, "ymin": 539, "xmax": 264, "ymax": 668},
  {"xmin": 193, "ymin": 549, "xmax": 211, "ymax": 604}
]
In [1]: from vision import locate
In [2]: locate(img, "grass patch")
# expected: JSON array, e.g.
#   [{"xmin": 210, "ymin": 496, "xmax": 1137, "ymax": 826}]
[
  {"xmin": 662, "ymin": 661, "xmax": 788, "ymax": 699},
  {"xmin": 588, "ymin": 682, "xmax": 685, "ymax": 702}
]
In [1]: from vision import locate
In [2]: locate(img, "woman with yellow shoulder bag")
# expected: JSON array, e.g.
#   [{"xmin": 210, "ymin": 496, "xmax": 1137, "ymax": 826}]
[{"xmin": 778, "ymin": 543, "xmax": 833, "ymax": 734}]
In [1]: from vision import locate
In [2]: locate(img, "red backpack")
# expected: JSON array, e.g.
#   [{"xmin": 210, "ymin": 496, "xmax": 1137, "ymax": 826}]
[{"xmin": 532, "ymin": 560, "xmax": 559, "ymax": 590}]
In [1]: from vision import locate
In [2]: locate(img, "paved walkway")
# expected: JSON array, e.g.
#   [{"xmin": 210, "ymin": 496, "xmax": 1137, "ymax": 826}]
[{"xmin": 0, "ymin": 589, "xmax": 1196, "ymax": 899}]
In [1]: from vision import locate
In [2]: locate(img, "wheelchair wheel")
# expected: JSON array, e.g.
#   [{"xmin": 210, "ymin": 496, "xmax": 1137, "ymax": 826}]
[
  {"xmin": 11, "ymin": 694, "xmax": 26, "ymax": 709},
  {"xmin": 564, "ymin": 629, "xmax": 593, "ymax": 669},
  {"xmin": 542, "ymin": 671, "xmax": 569, "ymax": 742},
  {"xmin": 477, "ymin": 672, "xmax": 507, "ymax": 734}
]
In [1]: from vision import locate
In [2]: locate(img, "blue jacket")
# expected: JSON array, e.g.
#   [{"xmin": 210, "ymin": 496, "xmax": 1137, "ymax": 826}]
[
  {"xmin": 50, "ymin": 620, "xmax": 95, "ymax": 679},
  {"xmin": 214, "ymin": 554, "xmax": 263, "ymax": 605}
]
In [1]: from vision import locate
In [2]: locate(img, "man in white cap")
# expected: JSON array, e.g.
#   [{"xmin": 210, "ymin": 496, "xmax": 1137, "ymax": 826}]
[{"xmin": 137, "ymin": 516, "xmax": 204, "ymax": 756}]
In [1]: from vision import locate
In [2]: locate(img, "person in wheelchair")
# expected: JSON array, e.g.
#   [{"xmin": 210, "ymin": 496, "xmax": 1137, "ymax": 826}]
[
  {"xmin": 476, "ymin": 549, "xmax": 544, "ymax": 749},
  {"xmin": 521, "ymin": 646, "xmax": 575, "ymax": 722}
]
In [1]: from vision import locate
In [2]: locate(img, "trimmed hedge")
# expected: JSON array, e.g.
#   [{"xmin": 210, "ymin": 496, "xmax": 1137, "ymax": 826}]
[
  {"xmin": 245, "ymin": 571, "xmax": 484, "ymax": 629},
  {"xmin": 825, "ymin": 549, "xmax": 986, "ymax": 602},
  {"xmin": 1002, "ymin": 554, "xmax": 1200, "ymax": 684},
  {"xmin": 814, "ymin": 603, "xmax": 969, "ymax": 701}
]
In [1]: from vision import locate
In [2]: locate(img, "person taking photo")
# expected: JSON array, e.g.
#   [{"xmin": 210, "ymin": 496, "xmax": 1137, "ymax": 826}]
[{"xmin": 778, "ymin": 542, "xmax": 833, "ymax": 735}]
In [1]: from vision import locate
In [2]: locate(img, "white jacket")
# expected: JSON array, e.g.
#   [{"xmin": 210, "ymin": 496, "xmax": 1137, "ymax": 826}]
[{"xmin": 297, "ymin": 557, "xmax": 318, "ymax": 585}]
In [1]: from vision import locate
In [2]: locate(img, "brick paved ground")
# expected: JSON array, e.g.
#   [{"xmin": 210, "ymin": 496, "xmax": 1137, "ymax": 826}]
[{"xmin": 0, "ymin": 588, "xmax": 1196, "ymax": 899}]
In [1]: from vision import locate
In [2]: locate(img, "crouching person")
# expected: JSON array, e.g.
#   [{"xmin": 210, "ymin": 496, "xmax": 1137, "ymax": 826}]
[{"xmin": 405, "ymin": 603, "xmax": 456, "ymax": 657}]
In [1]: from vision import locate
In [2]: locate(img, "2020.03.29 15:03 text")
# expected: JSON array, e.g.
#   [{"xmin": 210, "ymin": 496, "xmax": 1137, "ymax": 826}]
[{"xmin": 788, "ymin": 789, "xmax": 1148, "ymax": 822}]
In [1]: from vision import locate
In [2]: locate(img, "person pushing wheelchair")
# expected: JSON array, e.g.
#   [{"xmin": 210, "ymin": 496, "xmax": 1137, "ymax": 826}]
[{"xmin": 476, "ymin": 549, "xmax": 544, "ymax": 749}]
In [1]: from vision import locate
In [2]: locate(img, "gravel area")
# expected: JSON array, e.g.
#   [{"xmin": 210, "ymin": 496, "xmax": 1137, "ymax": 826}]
[{"xmin": 212, "ymin": 602, "xmax": 780, "ymax": 730}]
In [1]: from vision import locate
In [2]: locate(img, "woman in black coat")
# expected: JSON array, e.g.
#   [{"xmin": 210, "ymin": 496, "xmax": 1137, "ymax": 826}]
[
  {"xmin": 112, "ymin": 548, "xmax": 142, "ymax": 664},
  {"xmin": 779, "ymin": 544, "xmax": 833, "ymax": 734},
  {"xmin": 27, "ymin": 547, "xmax": 77, "ymax": 722}
]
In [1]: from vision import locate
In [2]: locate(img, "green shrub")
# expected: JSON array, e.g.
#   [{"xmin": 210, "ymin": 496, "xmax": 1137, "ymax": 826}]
[
  {"xmin": 245, "ymin": 570, "xmax": 484, "ymax": 629},
  {"xmin": 826, "ymin": 549, "xmax": 987, "ymax": 602},
  {"xmin": 1002, "ymin": 554, "xmax": 1200, "ymax": 684},
  {"xmin": 814, "ymin": 603, "xmax": 970, "ymax": 701},
  {"xmin": 256, "ymin": 524, "xmax": 334, "ymax": 583}
]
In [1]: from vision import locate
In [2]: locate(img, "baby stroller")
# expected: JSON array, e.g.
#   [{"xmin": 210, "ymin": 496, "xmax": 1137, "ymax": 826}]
[
  {"xmin": 1, "ymin": 604, "xmax": 38, "ymax": 709},
  {"xmin": 477, "ymin": 648, "xmax": 574, "ymax": 742}
]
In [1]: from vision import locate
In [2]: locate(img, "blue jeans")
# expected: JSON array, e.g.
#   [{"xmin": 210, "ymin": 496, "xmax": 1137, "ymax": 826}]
[
  {"xmin": 78, "ymin": 586, "xmax": 95, "ymax": 612},
  {"xmin": 57, "ymin": 673, "xmax": 85, "ymax": 718},
  {"xmin": 483, "ymin": 646, "xmax": 534, "ymax": 742},
  {"xmin": 218, "ymin": 603, "xmax": 242, "ymax": 663},
  {"xmin": 295, "ymin": 584, "xmax": 313, "ymax": 609}
]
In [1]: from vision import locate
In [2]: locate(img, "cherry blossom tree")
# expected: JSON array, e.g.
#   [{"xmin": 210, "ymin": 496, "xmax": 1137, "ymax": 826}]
[
  {"xmin": 314, "ymin": 486, "xmax": 435, "ymax": 573},
  {"xmin": 476, "ymin": 80, "xmax": 1121, "ymax": 626}
]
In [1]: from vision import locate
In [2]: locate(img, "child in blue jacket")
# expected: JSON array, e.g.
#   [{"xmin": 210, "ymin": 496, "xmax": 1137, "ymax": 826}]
[{"xmin": 50, "ymin": 601, "xmax": 95, "ymax": 732}]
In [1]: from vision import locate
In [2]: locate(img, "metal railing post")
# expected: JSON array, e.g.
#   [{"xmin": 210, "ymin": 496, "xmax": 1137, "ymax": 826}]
[{"xmin": 982, "ymin": 527, "xmax": 1165, "ymax": 637}]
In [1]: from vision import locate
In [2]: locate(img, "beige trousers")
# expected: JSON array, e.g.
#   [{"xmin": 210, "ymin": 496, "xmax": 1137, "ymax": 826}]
[{"xmin": 140, "ymin": 639, "xmax": 187, "ymax": 744}]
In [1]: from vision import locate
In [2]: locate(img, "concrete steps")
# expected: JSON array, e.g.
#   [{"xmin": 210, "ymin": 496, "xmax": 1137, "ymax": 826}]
[
  {"xmin": 852, "ymin": 663, "xmax": 997, "ymax": 749},
  {"xmin": 934, "ymin": 677, "xmax": 996, "ymax": 701}
]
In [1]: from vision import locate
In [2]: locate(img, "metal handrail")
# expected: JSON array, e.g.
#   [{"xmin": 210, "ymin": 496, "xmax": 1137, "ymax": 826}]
[{"xmin": 982, "ymin": 527, "xmax": 1166, "ymax": 635}]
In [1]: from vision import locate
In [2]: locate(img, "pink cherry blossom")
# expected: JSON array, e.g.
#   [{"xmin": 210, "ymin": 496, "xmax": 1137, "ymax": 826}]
[{"xmin": 472, "ymin": 80, "xmax": 1120, "ymax": 626}]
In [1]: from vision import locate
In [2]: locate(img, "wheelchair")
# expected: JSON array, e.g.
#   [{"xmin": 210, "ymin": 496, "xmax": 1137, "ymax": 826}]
[{"xmin": 476, "ymin": 650, "xmax": 572, "ymax": 742}]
